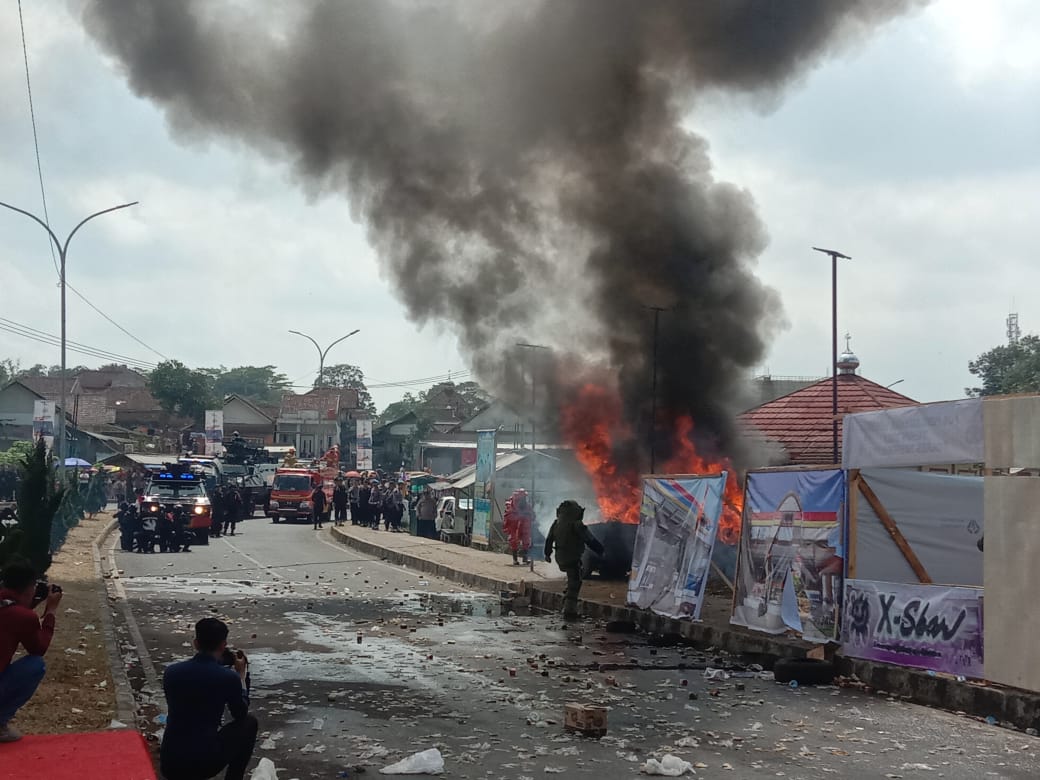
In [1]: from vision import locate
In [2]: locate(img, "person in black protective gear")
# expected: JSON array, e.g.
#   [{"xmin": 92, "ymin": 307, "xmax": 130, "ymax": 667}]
[
  {"xmin": 160, "ymin": 618, "xmax": 258, "ymax": 780},
  {"xmin": 223, "ymin": 487, "xmax": 243, "ymax": 536},
  {"xmin": 116, "ymin": 502, "xmax": 137, "ymax": 552},
  {"xmin": 210, "ymin": 486, "xmax": 225, "ymax": 538},
  {"xmin": 544, "ymin": 500, "xmax": 604, "ymax": 621},
  {"xmin": 311, "ymin": 485, "xmax": 327, "ymax": 530},
  {"xmin": 332, "ymin": 479, "xmax": 348, "ymax": 526},
  {"xmin": 158, "ymin": 512, "xmax": 177, "ymax": 553}
]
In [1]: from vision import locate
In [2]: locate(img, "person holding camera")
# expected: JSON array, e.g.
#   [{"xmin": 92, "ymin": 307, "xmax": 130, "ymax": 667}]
[
  {"xmin": 0, "ymin": 562, "xmax": 62, "ymax": 742},
  {"xmin": 161, "ymin": 618, "xmax": 258, "ymax": 780}
]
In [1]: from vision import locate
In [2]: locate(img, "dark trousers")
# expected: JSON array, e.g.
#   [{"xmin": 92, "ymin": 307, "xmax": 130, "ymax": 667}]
[
  {"xmin": 313, "ymin": 510, "xmax": 325, "ymax": 529},
  {"xmin": 334, "ymin": 504, "xmax": 347, "ymax": 523},
  {"xmin": 223, "ymin": 516, "xmax": 237, "ymax": 535},
  {"xmin": 161, "ymin": 713, "xmax": 259, "ymax": 780},
  {"xmin": 349, "ymin": 503, "xmax": 360, "ymax": 524},
  {"xmin": 0, "ymin": 655, "xmax": 45, "ymax": 724},
  {"xmin": 563, "ymin": 566, "xmax": 582, "ymax": 618}
]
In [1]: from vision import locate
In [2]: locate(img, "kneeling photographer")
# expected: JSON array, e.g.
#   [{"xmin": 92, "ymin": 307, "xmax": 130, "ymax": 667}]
[
  {"xmin": 0, "ymin": 562, "xmax": 63, "ymax": 742},
  {"xmin": 161, "ymin": 618, "xmax": 258, "ymax": 780}
]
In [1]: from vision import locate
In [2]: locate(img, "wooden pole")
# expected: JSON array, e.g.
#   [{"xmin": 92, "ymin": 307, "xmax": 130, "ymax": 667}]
[
  {"xmin": 847, "ymin": 469, "xmax": 859, "ymax": 579},
  {"xmin": 858, "ymin": 474, "xmax": 932, "ymax": 584}
]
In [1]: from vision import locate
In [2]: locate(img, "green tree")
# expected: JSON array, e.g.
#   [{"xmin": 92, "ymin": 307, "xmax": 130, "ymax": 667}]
[
  {"xmin": 201, "ymin": 365, "xmax": 291, "ymax": 405},
  {"xmin": 16, "ymin": 364, "xmax": 88, "ymax": 379},
  {"xmin": 13, "ymin": 438, "xmax": 65, "ymax": 572},
  {"xmin": 379, "ymin": 392, "xmax": 421, "ymax": 424},
  {"xmin": 967, "ymin": 335, "xmax": 1040, "ymax": 397},
  {"xmin": 315, "ymin": 364, "xmax": 376, "ymax": 414},
  {"xmin": 149, "ymin": 360, "xmax": 217, "ymax": 423},
  {"xmin": 0, "ymin": 441, "xmax": 33, "ymax": 466},
  {"xmin": 0, "ymin": 358, "xmax": 20, "ymax": 385}
]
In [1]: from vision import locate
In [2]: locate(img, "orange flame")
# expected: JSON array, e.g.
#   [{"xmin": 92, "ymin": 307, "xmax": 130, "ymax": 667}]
[{"xmin": 561, "ymin": 383, "xmax": 743, "ymax": 545}]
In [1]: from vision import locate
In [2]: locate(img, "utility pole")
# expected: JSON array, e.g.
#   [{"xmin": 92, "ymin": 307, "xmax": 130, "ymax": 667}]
[
  {"xmin": 811, "ymin": 247, "xmax": 851, "ymax": 464},
  {"xmin": 289, "ymin": 329, "xmax": 360, "ymax": 387},
  {"xmin": 647, "ymin": 306, "xmax": 666, "ymax": 474},
  {"xmin": 0, "ymin": 199, "xmax": 138, "ymax": 480},
  {"xmin": 516, "ymin": 343, "xmax": 550, "ymax": 499}
]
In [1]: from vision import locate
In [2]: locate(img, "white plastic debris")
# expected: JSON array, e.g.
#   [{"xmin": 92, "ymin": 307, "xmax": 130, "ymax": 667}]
[
  {"xmin": 250, "ymin": 758, "xmax": 279, "ymax": 780},
  {"xmin": 703, "ymin": 668, "xmax": 730, "ymax": 681},
  {"xmin": 641, "ymin": 755, "xmax": 695, "ymax": 776},
  {"xmin": 380, "ymin": 748, "xmax": 445, "ymax": 775}
]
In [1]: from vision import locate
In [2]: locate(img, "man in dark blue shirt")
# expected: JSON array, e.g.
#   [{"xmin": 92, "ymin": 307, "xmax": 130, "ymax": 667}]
[{"xmin": 160, "ymin": 618, "xmax": 259, "ymax": 780}]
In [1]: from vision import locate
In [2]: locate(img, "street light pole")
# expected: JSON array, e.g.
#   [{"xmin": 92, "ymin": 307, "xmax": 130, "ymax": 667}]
[
  {"xmin": 1, "ymin": 199, "xmax": 139, "ymax": 480},
  {"xmin": 516, "ymin": 342, "xmax": 550, "ymax": 498},
  {"xmin": 647, "ymin": 306, "xmax": 666, "ymax": 474},
  {"xmin": 289, "ymin": 328, "xmax": 361, "ymax": 387},
  {"xmin": 812, "ymin": 247, "xmax": 852, "ymax": 464}
]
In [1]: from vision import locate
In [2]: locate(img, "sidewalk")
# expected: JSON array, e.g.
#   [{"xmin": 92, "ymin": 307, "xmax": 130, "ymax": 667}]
[{"xmin": 329, "ymin": 524, "xmax": 1040, "ymax": 732}]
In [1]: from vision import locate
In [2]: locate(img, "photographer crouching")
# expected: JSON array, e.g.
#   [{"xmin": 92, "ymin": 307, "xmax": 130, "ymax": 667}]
[
  {"xmin": 161, "ymin": 618, "xmax": 258, "ymax": 780},
  {"xmin": 0, "ymin": 562, "xmax": 62, "ymax": 742}
]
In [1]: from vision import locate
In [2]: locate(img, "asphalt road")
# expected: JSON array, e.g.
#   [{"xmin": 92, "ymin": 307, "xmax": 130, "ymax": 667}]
[{"xmin": 112, "ymin": 516, "xmax": 1040, "ymax": 779}]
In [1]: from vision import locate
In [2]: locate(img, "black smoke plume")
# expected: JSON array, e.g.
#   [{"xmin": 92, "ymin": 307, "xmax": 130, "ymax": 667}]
[{"xmin": 83, "ymin": 0, "xmax": 920, "ymax": 466}]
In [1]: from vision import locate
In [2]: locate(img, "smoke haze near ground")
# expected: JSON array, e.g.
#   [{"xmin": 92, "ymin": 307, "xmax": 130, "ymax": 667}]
[{"xmin": 82, "ymin": 0, "xmax": 921, "ymax": 465}]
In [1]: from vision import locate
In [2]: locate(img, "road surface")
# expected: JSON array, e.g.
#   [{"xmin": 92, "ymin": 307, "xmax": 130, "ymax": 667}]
[{"xmin": 110, "ymin": 516, "xmax": 1039, "ymax": 779}]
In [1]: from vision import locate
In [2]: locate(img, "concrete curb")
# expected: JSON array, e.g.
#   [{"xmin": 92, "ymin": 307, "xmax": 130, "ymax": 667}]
[
  {"xmin": 91, "ymin": 517, "xmax": 137, "ymax": 727},
  {"xmin": 329, "ymin": 526, "xmax": 531, "ymax": 594},
  {"xmin": 330, "ymin": 526, "xmax": 1040, "ymax": 732}
]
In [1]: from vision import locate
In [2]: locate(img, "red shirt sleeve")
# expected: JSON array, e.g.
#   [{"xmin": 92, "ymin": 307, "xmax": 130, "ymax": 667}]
[{"xmin": 18, "ymin": 609, "xmax": 56, "ymax": 656}]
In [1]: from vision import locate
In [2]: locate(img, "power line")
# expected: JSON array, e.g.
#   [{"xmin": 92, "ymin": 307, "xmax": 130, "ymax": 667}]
[
  {"xmin": 0, "ymin": 318, "xmax": 155, "ymax": 370},
  {"xmin": 285, "ymin": 369, "xmax": 473, "ymax": 391},
  {"xmin": 15, "ymin": 1, "xmax": 168, "ymax": 362}
]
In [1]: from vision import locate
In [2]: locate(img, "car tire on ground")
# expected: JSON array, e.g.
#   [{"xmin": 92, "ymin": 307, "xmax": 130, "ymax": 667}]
[{"xmin": 773, "ymin": 657, "xmax": 835, "ymax": 686}]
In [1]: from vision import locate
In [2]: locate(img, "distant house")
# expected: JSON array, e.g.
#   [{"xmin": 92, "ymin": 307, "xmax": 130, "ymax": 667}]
[
  {"xmin": 373, "ymin": 411, "xmax": 420, "ymax": 470},
  {"xmin": 222, "ymin": 395, "xmax": 277, "ymax": 445},
  {"xmin": 740, "ymin": 349, "xmax": 917, "ymax": 466},
  {"xmin": 275, "ymin": 388, "xmax": 361, "ymax": 460}
]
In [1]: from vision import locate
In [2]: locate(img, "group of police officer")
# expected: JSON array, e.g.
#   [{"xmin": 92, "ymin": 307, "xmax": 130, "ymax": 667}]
[
  {"xmin": 116, "ymin": 500, "xmax": 194, "ymax": 554},
  {"xmin": 209, "ymin": 484, "xmax": 246, "ymax": 537}
]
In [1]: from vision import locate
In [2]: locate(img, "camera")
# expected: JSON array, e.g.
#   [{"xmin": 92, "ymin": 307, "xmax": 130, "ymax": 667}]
[{"xmin": 31, "ymin": 581, "xmax": 61, "ymax": 607}]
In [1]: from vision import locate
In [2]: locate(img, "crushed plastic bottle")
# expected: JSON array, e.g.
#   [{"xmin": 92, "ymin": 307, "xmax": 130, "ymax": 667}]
[
  {"xmin": 985, "ymin": 715, "xmax": 997, "ymax": 726},
  {"xmin": 789, "ymin": 680, "xmax": 799, "ymax": 689}
]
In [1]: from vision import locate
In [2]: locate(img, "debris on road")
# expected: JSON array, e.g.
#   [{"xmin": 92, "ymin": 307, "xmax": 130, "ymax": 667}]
[
  {"xmin": 640, "ymin": 754, "xmax": 695, "ymax": 775},
  {"xmin": 379, "ymin": 748, "xmax": 445, "ymax": 775}
]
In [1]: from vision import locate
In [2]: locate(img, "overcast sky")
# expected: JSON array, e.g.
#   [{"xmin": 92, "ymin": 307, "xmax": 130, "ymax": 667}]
[{"xmin": 1, "ymin": 1, "xmax": 1038, "ymax": 410}]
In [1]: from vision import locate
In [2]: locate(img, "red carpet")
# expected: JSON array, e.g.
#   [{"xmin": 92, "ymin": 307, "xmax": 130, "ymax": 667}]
[{"xmin": 0, "ymin": 730, "xmax": 156, "ymax": 780}]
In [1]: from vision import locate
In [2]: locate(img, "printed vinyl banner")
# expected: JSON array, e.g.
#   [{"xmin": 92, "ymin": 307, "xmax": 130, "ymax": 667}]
[
  {"xmin": 32, "ymin": 400, "xmax": 56, "ymax": 450},
  {"xmin": 842, "ymin": 579, "xmax": 984, "ymax": 678},
  {"xmin": 356, "ymin": 419, "xmax": 373, "ymax": 471},
  {"xmin": 471, "ymin": 430, "xmax": 497, "ymax": 544},
  {"xmin": 628, "ymin": 474, "xmax": 727, "ymax": 621},
  {"xmin": 204, "ymin": 410, "xmax": 224, "ymax": 456},
  {"xmin": 731, "ymin": 468, "xmax": 845, "ymax": 641}
]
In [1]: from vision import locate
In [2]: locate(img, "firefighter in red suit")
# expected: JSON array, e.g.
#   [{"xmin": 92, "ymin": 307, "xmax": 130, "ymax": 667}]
[{"xmin": 503, "ymin": 489, "xmax": 534, "ymax": 565}]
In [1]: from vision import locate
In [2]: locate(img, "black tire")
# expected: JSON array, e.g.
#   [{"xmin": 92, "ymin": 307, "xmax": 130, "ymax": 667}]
[
  {"xmin": 195, "ymin": 530, "xmax": 210, "ymax": 546},
  {"xmin": 773, "ymin": 657, "xmax": 835, "ymax": 686}
]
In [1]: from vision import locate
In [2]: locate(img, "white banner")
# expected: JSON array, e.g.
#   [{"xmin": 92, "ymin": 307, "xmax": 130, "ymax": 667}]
[
  {"xmin": 628, "ymin": 474, "xmax": 726, "ymax": 621},
  {"xmin": 204, "ymin": 410, "xmax": 224, "ymax": 456},
  {"xmin": 842, "ymin": 399, "xmax": 983, "ymax": 469},
  {"xmin": 356, "ymin": 419, "xmax": 373, "ymax": 471},
  {"xmin": 32, "ymin": 399, "xmax": 56, "ymax": 451}
]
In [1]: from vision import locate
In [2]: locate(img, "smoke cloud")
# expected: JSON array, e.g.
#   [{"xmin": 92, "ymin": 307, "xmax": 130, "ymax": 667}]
[{"xmin": 82, "ymin": 0, "xmax": 920, "ymax": 464}]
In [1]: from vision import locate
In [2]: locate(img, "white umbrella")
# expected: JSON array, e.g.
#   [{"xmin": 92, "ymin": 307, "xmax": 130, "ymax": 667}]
[{"xmin": 64, "ymin": 457, "xmax": 91, "ymax": 468}]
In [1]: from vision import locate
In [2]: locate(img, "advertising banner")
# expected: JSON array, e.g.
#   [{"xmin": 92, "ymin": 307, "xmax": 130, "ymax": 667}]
[
  {"xmin": 627, "ymin": 474, "xmax": 727, "ymax": 620},
  {"xmin": 842, "ymin": 579, "xmax": 984, "ymax": 678},
  {"xmin": 471, "ymin": 429, "xmax": 497, "ymax": 545},
  {"xmin": 32, "ymin": 400, "xmax": 56, "ymax": 451},
  {"xmin": 356, "ymin": 419, "xmax": 373, "ymax": 471},
  {"xmin": 731, "ymin": 468, "xmax": 845, "ymax": 641},
  {"xmin": 204, "ymin": 410, "xmax": 224, "ymax": 456}
]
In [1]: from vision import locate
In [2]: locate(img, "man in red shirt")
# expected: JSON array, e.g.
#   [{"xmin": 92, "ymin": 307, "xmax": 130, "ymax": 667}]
[{"xmin": 0, "ymin": 562, "xmax": 62, "ymax": 742}]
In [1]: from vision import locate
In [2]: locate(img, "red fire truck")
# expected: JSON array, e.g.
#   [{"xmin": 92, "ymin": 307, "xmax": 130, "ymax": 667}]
[{"xmin": 268, "ymin": 465, "xmax": 336, "ymax": 523}]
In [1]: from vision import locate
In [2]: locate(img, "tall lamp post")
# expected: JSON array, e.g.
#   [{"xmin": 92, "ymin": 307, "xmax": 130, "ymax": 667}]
[
  {"xmin": 289, "ymin": 329, "xmax": 361, "ymax": 387},
  {"xmin": 516, "ymin": 342, "xmax": 551, "ymax": 498},
  {"xmin": 811, "ymin": 246, "xmax": 851, "ymax": 464},
  {"xmin": 646, "ymin": 305, "xmax": 667, "ymax": 474},
  {"xmin": 0, "ymin": 199, "xmax": 139, "ymax": 479}
]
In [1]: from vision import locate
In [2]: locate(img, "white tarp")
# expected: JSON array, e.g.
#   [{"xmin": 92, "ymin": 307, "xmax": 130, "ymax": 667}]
[
  {"xmin": 842, "ymin": 399, "xmax": 983, "ymax": 469},
  {"xmin": 854, "ymin": 468, "xmax": 983, "ymax": 587}
]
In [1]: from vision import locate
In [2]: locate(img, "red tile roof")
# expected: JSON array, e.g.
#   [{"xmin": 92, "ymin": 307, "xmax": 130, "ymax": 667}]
[{"xmin": 740, "ymin": 374, "xmax": 917, "ymax": 465}]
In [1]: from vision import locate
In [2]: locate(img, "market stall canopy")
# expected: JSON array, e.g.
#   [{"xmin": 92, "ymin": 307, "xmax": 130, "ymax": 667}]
[{"xmin": 64, "ymin": 457, "xmax": 92, "ymax": 467}]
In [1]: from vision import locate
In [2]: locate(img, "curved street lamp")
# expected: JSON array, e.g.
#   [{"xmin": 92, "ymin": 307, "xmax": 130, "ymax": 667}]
[
  {"xmin": 1, "ymin": 199, "xmax": 139, "ymax": 478},
  {"xmin": 289, "ymin": 329, "xmax": 361, "ymax": 387}
]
